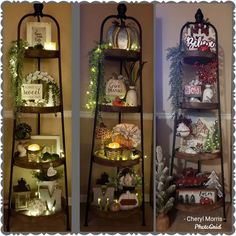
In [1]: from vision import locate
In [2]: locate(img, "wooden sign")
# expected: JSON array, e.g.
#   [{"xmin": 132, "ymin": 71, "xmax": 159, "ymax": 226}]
[
  {"xmin": 177, "ymin": 188, "xmax": 216, "ymax": 204},
  {"xmin": 105, "ymin": 78, "xmax": 126, "ymax": 99},
  {"xmin": 184, "ymin": 85, "xmax": 202, "ymax": 97},
  {"xmin": 21, "ymin": 84, "xmax": 43, "ymax": 100},
  {"xmin": 92, "ymin": 187, "xmax": 115, "ymax": 206}
]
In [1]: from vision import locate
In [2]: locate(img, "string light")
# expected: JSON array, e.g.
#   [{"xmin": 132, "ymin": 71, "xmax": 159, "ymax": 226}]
[{"xmin": 86, "ymin": 44, "xmax": 110, "ymax": 112}]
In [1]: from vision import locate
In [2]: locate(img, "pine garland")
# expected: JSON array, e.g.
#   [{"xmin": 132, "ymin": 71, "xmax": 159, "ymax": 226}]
[
  {"xmin": 166, "ymin": 44, "xmax": 184, "ymax": 114},
  {"xmin": 8, "ymin": 39, "xmax": 28, "ymax": 108},
  {"xmin": 86, "ymin": 44, "xmax": 109, "ymax": 112}
]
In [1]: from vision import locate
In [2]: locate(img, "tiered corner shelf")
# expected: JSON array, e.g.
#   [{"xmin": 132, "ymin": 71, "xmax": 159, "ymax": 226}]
[
  {"xmin": 7, "ymin": 3, "xmax": 70, "ymax": 231},
  {"xmin": 91, "ymin": 206, "xmax": 140, "ymax": 219},
  {"xmin": 93, "ymin": 155, "xmax": 140, "ymax": 167},
  {"xmin": 99, "ymin": 104, "xmax": 141, "ymax": 113},
  {"xmin": 182, "ymin": 50, "xmax": 217, "ymax": 65},
  {"xmin": 104, "ymin": 48, "xmax": 140, "ymax": 61},
  {"xmin": 170, "ymin": 9, "xmax": 226, "ymax": 220},
  {"xmin": 180, "ymin": 102, "xmax": 218, "ymax": 110},
  {"xmin": 176, "ymin": 199, "xmax": 223, "ymax": 212},
  {"xmin": 85, "ymin": 4, "xmax": 146, "ymax": 227},
  {"xmin": 24, "ymin": 48, "xmax": 60, "ymax": 58},
  {"xmin": 16, "ymin": 106, "xmax": 62, "ymax": 113},
  {"xmin": 13, "ymin": 156, "xmax": 65, "ymax": 169},
  {"xmin": 175, "ymin": 151, "xmax": 221, "ymax": 162}
]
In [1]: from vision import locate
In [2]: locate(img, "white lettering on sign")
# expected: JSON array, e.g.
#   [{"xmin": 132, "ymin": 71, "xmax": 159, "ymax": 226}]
[
  {"xmin": 186, "ymin": 35, "xmax": 215, "ymax": 50},
  {"xmin": 184, "ymin": 85, "xmax": 202, "ymax": 97},
  {"xmin": 21, "ymin": 84, "xmax": 43, "ymax": 100}
]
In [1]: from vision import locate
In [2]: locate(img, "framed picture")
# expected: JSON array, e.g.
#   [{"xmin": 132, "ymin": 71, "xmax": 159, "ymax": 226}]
[
  {"xmin": 27, "ymin": 22, "xmax": 51, "ymax": 47},
  {"xmin": 30, "ymin": 135, "xmax": 60, "ymax": 154}
]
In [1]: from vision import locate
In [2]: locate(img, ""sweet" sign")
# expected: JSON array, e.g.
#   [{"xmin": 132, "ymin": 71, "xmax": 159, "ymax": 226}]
[{"xmin": 21, "ymin": 84, "xmax": 43, "ymax": 100}]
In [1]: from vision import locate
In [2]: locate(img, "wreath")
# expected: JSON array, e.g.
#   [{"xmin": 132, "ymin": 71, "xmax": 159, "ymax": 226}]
[{"xmin": 21, "ymin": 71, "xmax": 60, "ymax": 107}]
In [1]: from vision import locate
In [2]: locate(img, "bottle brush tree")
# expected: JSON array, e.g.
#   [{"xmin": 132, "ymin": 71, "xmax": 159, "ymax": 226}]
[{"xmin": 156, "ymin": 146, "xmax": 176, "ymax": 215}]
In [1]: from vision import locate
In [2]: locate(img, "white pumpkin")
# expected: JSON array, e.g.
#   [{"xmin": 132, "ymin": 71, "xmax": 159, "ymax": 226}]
[
  {"xmin": 118, "ymin": 191, "xmax": 138, "ymax": 210},
  {"xmin": 105, "ymin": 75, "xmax": 126, "ymax": 101}
]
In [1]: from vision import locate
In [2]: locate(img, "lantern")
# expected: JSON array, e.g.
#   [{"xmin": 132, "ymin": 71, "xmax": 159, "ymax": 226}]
[
  {"xmin": 13, "ymin": 178, "xmax": 31, "ymax": 211},
  {"xmin": 106, "ymin": 21, "xmax": 140, "ymax": 51}
]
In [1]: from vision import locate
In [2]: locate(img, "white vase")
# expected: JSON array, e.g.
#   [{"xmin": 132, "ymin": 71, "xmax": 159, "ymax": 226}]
[
  {"xmin": 202, "ymin": 84, "xmax": 213, "ymax": 103},
  {"xmin": 126, "ymin": 86, "xmax": 137, "ymax": 106}
]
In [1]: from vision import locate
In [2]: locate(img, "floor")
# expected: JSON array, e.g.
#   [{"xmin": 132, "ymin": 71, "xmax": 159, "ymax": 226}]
[{"xmin": 80, "ymin": 203, "xmax": 154, "ymax": 232}]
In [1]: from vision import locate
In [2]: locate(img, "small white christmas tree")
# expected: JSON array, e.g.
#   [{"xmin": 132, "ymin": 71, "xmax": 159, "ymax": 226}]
[
  {"xmin": 156, "ymin": 146, "xmax": 176, "ymax": 214},
  {"xmin": 204, "ymin": 170, "xmax": 223, "ymax": 198}
]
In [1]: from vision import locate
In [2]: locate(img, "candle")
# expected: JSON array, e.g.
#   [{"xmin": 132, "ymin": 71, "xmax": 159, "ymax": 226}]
[
  {"xmin": 44, "ymin": 42, "xmax": 56, "ymax": 50},
  {"xmin": 107, "ymin": 142, "xmax": 120, "ymax": 149},
  {"xmin": 104, "ymin": 198, "xmax": 109, "ymax": 211},
  {"xmin": 98, "ymin": 198, "xmax": 102, "ymax": 210},
  {"xmin": 28, "ymin": 144, "xmax": 40, "ymax": 151}
]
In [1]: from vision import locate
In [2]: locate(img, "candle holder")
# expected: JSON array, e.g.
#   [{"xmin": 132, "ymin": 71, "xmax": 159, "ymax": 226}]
[
  {"xmin": 105, "ymin": 142, "xmax": 122, "ymax": 160},
  {"xmin": 27, "ymin": 144, "xmax": 42, "ymax": 162}
]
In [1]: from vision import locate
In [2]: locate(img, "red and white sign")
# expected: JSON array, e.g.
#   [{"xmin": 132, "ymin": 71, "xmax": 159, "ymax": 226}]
[{"xmin": 184, "ymin": 85, "xmax": 202, "ymax": 97}]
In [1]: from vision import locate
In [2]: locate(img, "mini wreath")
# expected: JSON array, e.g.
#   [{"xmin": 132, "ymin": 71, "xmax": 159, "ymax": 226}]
[{"xmin": 21, "ymin": 71, "xmax": 60, "ymax": 107}]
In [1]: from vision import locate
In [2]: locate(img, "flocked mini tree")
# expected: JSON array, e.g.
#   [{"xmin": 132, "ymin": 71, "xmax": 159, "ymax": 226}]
[{"xmin": 156, "ymin": 146, "xmax": 176, "ymax": 215}]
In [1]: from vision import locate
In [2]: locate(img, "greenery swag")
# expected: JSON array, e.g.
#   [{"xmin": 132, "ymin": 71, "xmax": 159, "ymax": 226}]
[
  {"xmin": 32, "ymin": 168, "xmax": 63, "ymax": 181},
  {"xmin": 166, "ymin": 44, "xmax": 184, "ymax": 114},
  {"xmin": 9, "ymin": 40, "xmax": 28, "ymax": 108},
  {"xmin": 9, "ymin": 40, "xmax": 60, "ymax": 108},
  {"xmin": 86, "ymin": 43, "xmax": 110, "ymax": 112}
]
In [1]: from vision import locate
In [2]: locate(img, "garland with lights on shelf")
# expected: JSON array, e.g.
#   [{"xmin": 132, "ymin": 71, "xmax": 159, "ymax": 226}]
[
  {"xmin": 166, "ymin": 44, "xmax": 184, "ymax": 114},
  {"xmin": 86, "ymin": 43, "xmax": 110, "ymax": 112},
  {"xmin": 8, "ymin": 39, "xmax": 28, "ymax": 108}
]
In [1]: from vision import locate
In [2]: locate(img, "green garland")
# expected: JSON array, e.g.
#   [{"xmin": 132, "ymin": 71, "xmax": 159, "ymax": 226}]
[
  {"xmin": 8, "ymin": 39, "xmax": 28, "ymax": 108},
  {"xmin": 166, "ymin": 44, "xmax": 184, "ymax": 114},
  {"xmin": 86, "ymin": 44, "xmax": 109, "ymax": 112}
]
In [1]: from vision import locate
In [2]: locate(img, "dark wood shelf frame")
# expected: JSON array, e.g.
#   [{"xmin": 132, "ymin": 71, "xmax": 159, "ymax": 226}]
[
  {"xmin": 16, "ymin": 105, "xmax": 62, "ymax": 114},
  {"xmin": 175, "ymin": 151, "xmax": 221, "ymax": 162},
  {"xmin": 104, "ymin": 48, "xmax": 140, "ymax": 61},
  {"xmin": 24, "ymin": 49, "xmax": 60, "ymax": 58},
  {"xmin": 14, "ymin": 156, "xmax": 65, "ymax": 169},
  {"xmin": 99, "ymin": 104, "xmax": 141, "ymax": 113},
  {"xmin": 181, "ymin": 102, "xmax": 218, "ymax": 110}
]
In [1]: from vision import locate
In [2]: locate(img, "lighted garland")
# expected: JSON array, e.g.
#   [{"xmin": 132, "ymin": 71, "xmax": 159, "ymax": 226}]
[
  {"xmin": 8, "ymin": 39, "xmax": 28, "ymax": 108},
  {"xmin": 86, "ymin": 44, "xmax": 110, "ymax": 111}
]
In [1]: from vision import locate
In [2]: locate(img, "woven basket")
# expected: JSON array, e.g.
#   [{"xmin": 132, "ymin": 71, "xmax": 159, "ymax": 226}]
[{"xmin": 105, "ymin": 146, "xmax": 122, "ymax": 160}]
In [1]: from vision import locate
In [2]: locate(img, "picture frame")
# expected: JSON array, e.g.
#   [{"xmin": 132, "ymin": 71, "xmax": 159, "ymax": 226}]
[
  {"xmin": 30, "ymin": 135, "xmax": 61, "ymax": 155},
  {"xmin": 27, "ymin": 22, "xmax": 51, "ymax": 47}
]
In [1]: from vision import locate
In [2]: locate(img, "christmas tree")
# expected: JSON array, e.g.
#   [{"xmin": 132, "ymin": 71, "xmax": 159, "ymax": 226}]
[
  {"xmin": 156, "ymin": 146, "xmax": 176, "ymax": 214},
  {"xmin": 204, "ymin": 170, "xmax": 223, "ymax": 198},
  {"xmin": 212, "ymin": 120, "xmax": 220, "ymax": 151},
  {"xmin": 203, "ymin": 131, "xmax": 214, "ymax": 152}
]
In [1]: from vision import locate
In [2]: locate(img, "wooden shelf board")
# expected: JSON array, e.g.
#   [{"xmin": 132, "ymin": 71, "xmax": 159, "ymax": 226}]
[
  {"xmin": 99, "ymin": 104, "xmax": 141, "ymax": 113},
  {"xmin": 91, "ymin": 206, "xmax": 140, "ymax": 219},
  {"xmin": 183, "ymin": 51, "xmax": 217, "ymax": 65},
  {"xmin": 181, "ymin": 102, "xmax": 218, "ymax": 110},
  {"xmin": 16, "ymin": 105, "xmax": 62, "ymax": 113},
  {"xmin": 25, "ymin": 49, "xmax": 60, "ymax": 58},
  {"xmin": 14, "ymin": 156, "xmax": 65, "ymax": 169},
  {"xmin": 12, "ymin": 209, "xmax": 65, "ymax": 218},
  {"xmin": 104, "ymin": 49, "xmax": 140, "ymax": 61},
  {"xmin": 175, "ymin": 151, "xmax": 221, "ymax": 162},
  {"xmin": 176, "ymin": 199, "xmax": 223, "ymax": 212},
  {"xmin": 93, "ymin": 155, "xmax": 140, "ymax": 167}
]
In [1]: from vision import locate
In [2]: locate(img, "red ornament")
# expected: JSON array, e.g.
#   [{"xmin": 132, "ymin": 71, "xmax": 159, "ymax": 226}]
[
  {"xmin": 198, "ymin": 44, "xmax": 210, "ymax": 52},
  {"xmin": 112, "ymin": 97, "xmax": 125, "ymax": 106}
]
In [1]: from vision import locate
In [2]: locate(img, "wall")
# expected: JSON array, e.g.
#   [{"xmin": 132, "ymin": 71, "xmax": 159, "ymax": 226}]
[
  {"xmin": 155, "ymin": 3, "xmax": 233, "ymax": 198},
  {"xmin": 79, "ymin": 3, "xmax": 154, "ymax": 200},
  {"xmin": 2, "ymin": 3, "xmax": 72, "ymax": 199}
]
